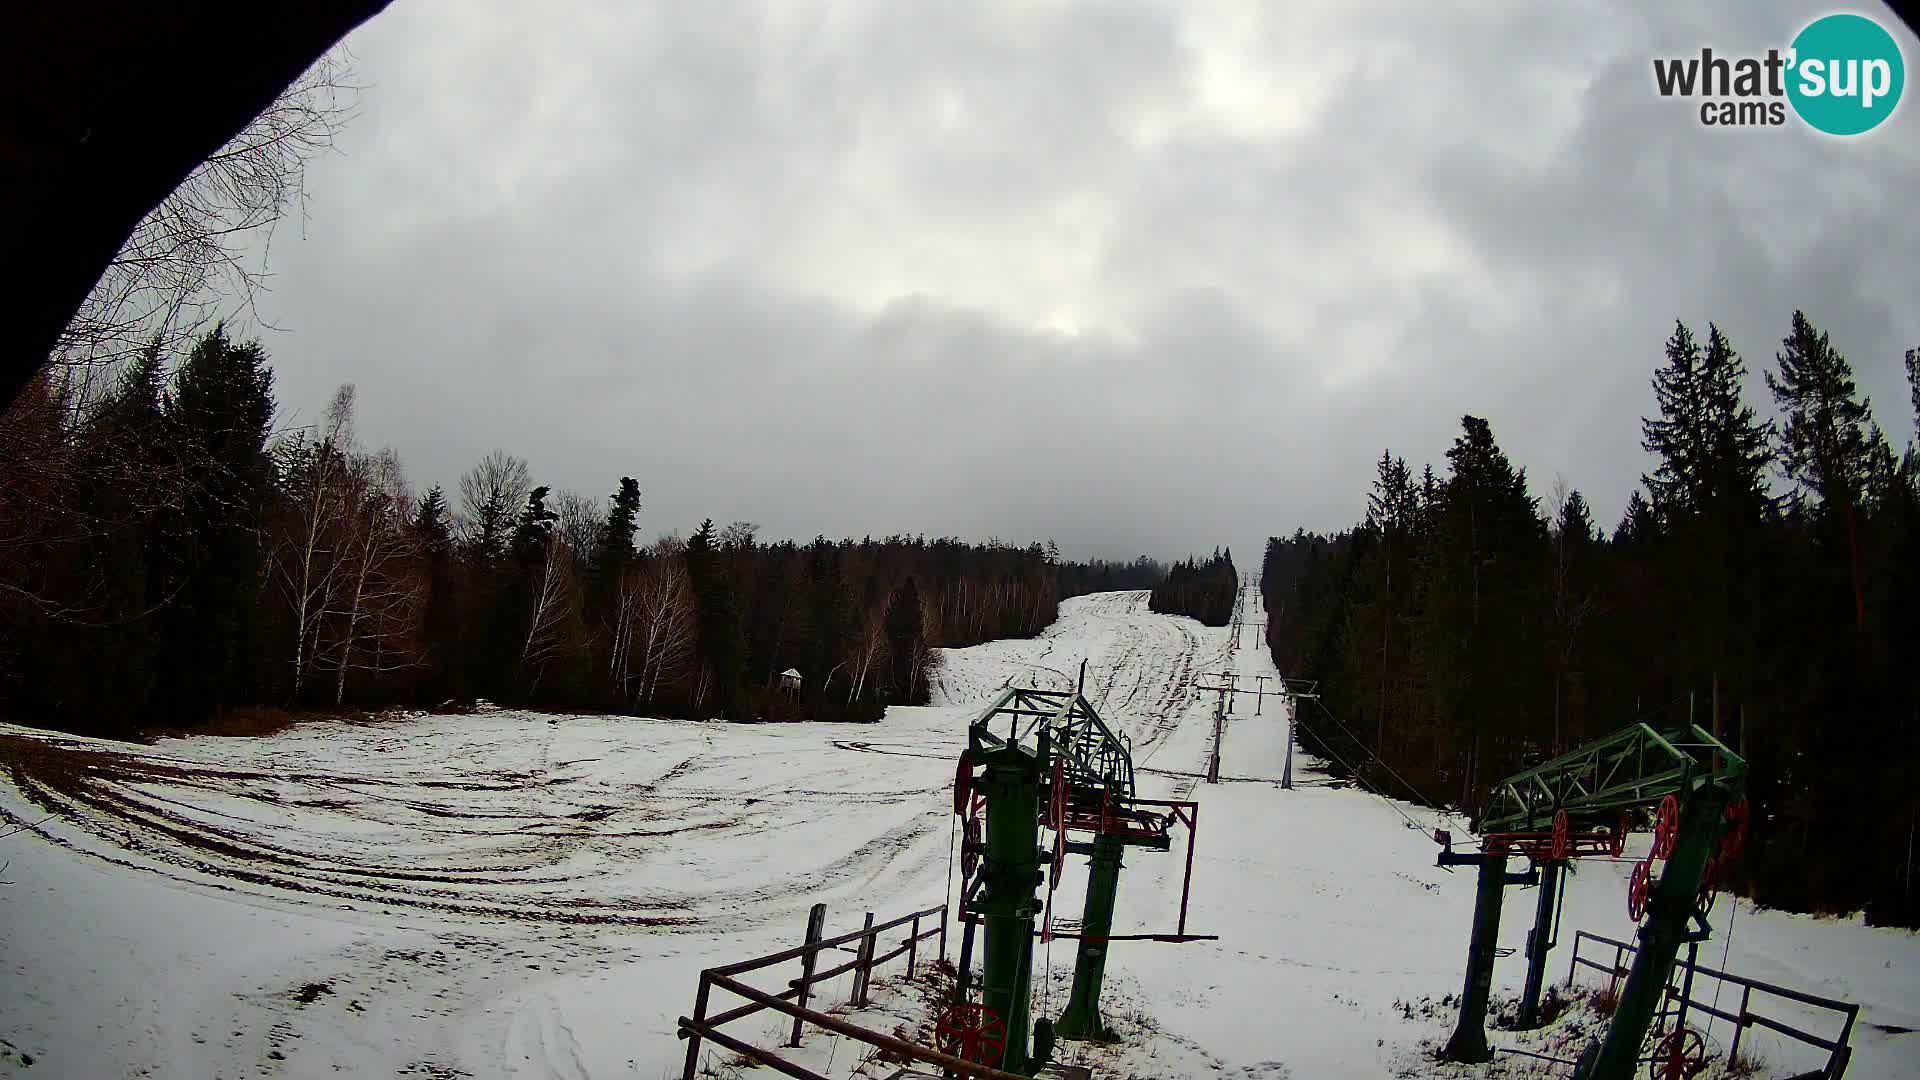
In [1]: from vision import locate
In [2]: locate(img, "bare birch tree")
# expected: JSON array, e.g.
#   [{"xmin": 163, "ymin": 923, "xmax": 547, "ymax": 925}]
[
  {"xmin": 268, "ymin": 384, "xmax": 355, "ymax": 701},
  {"xmin": 915, "ymin": 593, "xmax": 944, "ymax": 702},
  {"xmin": 848, "ymin": 612, "xmax": 890, "ymax": 704},
  {"xmin": 632, "ymin": 542, "xmax": 697, "ymax": 706},
  {"xmin": 49, "ymin": 55, "xmax": 360, "ymax": 409},
  {"xmin": 552, "ymin": 489, "xmax": 604, "ymax": 560},
  {"xmin": 325, "ymin": 448, "xmax": 424, "ymax": 705},
  {"xmin": 519, "ymin": 531, "xmax": 577, "ymax": 693}
]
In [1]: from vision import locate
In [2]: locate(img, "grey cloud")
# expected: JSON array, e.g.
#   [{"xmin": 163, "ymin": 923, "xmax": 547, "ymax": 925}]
[{"xmin": 251, "ymin": 0, "xmax": 1920, "ymax": 565}]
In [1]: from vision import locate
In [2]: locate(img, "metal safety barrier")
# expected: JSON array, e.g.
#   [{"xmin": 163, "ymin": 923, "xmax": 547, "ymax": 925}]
[
  {"xmin": 1566, "ymin": 929, "xmax": 1859, "ymax": 1079},
  {"xmin": 677, "ymin": 900, "xmax": 1033, "ymax": 1080}
]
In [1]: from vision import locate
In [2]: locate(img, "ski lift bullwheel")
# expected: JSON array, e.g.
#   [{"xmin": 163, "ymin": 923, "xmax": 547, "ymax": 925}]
[
  {"xmin": 1652, "ymin": 795, "xmax": 1680, "ymax": 860},
  {"xmin": 953, "ymin": 750, "xmax": 975, "ymax": 816},
  {"xmin": 1647, "ymin": 1027, "xmax": 1708, "ymax": 1079},
  {"xmin": 960, "ymin": 815, "xmax": 984, "ymax": 879},
  {"xmin": 1628, "ymin": 858, "xmax": 1653, "ymax": 922},
  {"xmin": 1720, "ymin": 799, "xmax": 1750, "ymax": 861},
  {"xmin": 935, "ymin": 1001, "xmax": 1007, "ymax": 1066},
  {"xmin": 1551, "ymin": 809, "xmax": 1571, "ymax": 860},
  {"xmin": 1696, "ymin": 854, "xmax": 1721, "ymax": 915}
]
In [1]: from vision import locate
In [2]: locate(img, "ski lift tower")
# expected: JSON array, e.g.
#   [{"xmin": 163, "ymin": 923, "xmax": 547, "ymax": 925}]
[
  {"xmin": 947, "ymin": 678, "xmax": 1211, "ymax": 1075},
  {"xmin": 1433, "ymin": 721, "xmax": 1749, "ymax": 1080}
]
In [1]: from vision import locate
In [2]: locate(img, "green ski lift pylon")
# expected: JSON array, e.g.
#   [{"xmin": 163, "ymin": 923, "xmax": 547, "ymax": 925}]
[
  {"xmin": 953, "ymin": 676, "xmax": 1210, "ymax": 1073},
  {"xmin": 1435, "ymin": 720, "xmax": 1746, "ymax": 1080}
]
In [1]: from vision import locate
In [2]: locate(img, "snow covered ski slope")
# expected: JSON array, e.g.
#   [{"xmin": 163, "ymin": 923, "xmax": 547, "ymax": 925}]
[{"xmin": 1, "ymin": 588, "xmax": 1914, "ymax": 1078}]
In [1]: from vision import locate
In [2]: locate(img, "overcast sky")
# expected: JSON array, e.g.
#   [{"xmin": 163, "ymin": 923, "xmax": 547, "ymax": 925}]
[{"xmin": 249, "ymin": 0, "xmax": 1920, "ymax": 566}]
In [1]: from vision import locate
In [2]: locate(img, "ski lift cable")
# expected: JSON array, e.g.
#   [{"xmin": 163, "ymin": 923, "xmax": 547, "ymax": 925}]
[
  {"xmin": 1290, "ymin": 707, "xmax": 1436, "ymax": 839},
  {"xmin": 1306, "ymin": 696, "xmax": 1452, "ymax": 840},
  {"xmin": 1709, "ymin": 895, "xmax": 1741, "ymax": 1021},
  {"xmin": 944, "ymin": 808, "xmax": 957, "ymax": 927}
]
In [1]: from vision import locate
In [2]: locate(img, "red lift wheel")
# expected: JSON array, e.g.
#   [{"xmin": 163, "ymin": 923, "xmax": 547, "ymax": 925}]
[
  {"xmin": 1612, "ymin": 810, "xmax": 1629, "ymax": 858},
  {"xmin": 1551, "ymin": 809, "xmax": 1571, "ymax": 861},
  {"xmin": 960, "ymin": 816, "xmax": 983, "ymax": 879},
  {"xmin": 1721, "ymin": 799, "xmax": 1750, "ymax": 861},
  {"xmin": 953, "ymin": 750, "xmax": 974, "ymax": 816},
  {"xmin": 1653, "ymin": 795, "xmax": 1680, "ymax": 860},
  {"xmin": 935, "ymin": 1001, "xmax": 1007, "ymax": 1066},
  {"xmin": 1647, "ymin": 1027, "xmax": 1708, "ymax": 1080},
  {"xmin": 1696, "ymin": 853, "xmax": 1721, "ymax": 914},
  {"xmin": 1628, "ymin": 859, "xmax": 1653, "ymax": 922}
]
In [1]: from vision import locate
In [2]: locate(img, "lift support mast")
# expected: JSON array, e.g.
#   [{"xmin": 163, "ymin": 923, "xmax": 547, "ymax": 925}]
[
  {"xmin": 950, "ymin": 681, "xmax": 1211, "ymax": 1075},
  {"xmin": 1436, "ymin": 721, "xmax": 1748, "ymax": 1080}
]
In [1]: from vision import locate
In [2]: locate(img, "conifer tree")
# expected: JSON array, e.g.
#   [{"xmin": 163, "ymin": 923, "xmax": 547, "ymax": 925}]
[
  {"xmin": 414, "ymin": 485, "xmax": 462, "ymax": 700},
  {"xmin": 1614, "ymin": 490, "xmax": 1657, "ymax": 547},
  {"xmin": 1642, "ymin": 321, "xmax": 1706, "ymax": 521},
  {"xmin": 1640, "ymin": 321, "xmax": 1775, "ymax": 717},
  {"xmin": 685, "ymin": 518, "xmax": 746, "ymax": 718},
  {"xmin": 596, "ymin": 478, "xmax": 641, "ymax": 586},
  {"xmin": 153, "ymin": 325, "xmax": 276, "ymax": 717},
  {"xmin": 1767, "ymin": 311, "xmax": 1881, "ymax": 631}
]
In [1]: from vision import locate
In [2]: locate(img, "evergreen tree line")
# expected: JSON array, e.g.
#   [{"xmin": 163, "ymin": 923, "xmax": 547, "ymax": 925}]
[
  {"xmin": 1149, "ymin": 548, "xmax": 1239, "ymax": 625},
  {"xmin": 1056, "ymin": 555, "xmax": 1169, "ymax": 599},
  {"xmin": 1261, "ymin": 311, "xmax": 1920, "ymax": 926},
  {"xmin": 0, "ymin": 327, "xmax": 1161, "ymax": 733}
]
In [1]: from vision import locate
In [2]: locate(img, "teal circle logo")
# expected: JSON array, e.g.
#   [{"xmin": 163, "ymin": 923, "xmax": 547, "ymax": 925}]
[{"xmin": 1787, "ymin": 13, "xmax": 1905, "ymax": 135}]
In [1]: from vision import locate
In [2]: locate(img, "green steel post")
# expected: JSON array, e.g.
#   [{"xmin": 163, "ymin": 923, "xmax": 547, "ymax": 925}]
[
  {"xmin": 1440, "ymin": 849, "xmax": 1510, "ymax": 1063},
  {"xmin": 1517, "ymin": 859, "xmax": 1562, "ymax": 1029},
  {"xmin": 975, "ymin": 742, "xmax": 1043, "ymax": 1074},
  {"xmin": 1577, "ymin": 789, "xmax": 1727, "ymax": 1080},
  {"xmin": 1055, "ymin": 831, "xmax": 1126, "ymax": 1040}
]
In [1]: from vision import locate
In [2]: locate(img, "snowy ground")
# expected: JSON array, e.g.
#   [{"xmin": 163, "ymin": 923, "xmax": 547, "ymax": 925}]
[{"xmin": 1, "ymin": 588, "xmax": 1915, "ymax": 1079}]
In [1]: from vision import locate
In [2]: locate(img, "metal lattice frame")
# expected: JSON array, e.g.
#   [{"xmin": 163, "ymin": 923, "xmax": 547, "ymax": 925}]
[
  {"xmin": 968, "ymin": 687, "xmax": 1137, "ymax": 802},
  {"xmin": 1479, "ymin": 723, "xmax": 1746, "ymax": 834}
]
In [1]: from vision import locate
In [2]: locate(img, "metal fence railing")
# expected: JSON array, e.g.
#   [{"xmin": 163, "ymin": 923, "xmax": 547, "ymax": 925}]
[
  {"xmin": 1566, "ymin": 929, "xmax": 1859, "ymax": 1079},
  {"xmin": 676, "ymin": 900, "xmax": 1035, "ymax": 1080}
]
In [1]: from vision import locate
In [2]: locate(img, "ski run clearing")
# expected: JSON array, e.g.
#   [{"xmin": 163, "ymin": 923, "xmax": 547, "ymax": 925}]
[{"xmin": 2, "ymin": 588, "xmax": 1915, "ymax": 1080}]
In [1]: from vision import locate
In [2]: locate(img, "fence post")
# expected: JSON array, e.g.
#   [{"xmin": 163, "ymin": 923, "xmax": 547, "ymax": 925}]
[
  {"xmin": 908, "ymin": 913, "xmax": 921, "ymax": 981},
  {"xmin": 681, "ymin": 974, "xmax": 713, "ymax": 1080},
  {"xmin": 1565, "ymin": 934, "xmax": 1579, "ymax": 988},
  {"xmin": 788, "ymin": 903, "xmax": 828, "ymax": 1048},
  {"xmin": 1728, "ymin": 985, "xmax": 1751, "ymax": 1064},
  {"xmin": 1674, "ymin": 940, "xmax": 1699, "ymax": 1034},
  {"xmin": 938, "ymin": 903, "xmax": 949, "ymax": 963},
  {"xmin": 852, "ymin": 911, "xmax": 876, "ymax": 1006}
]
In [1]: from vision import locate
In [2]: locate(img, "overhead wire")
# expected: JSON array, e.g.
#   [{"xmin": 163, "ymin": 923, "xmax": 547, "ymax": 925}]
[
  {"xmin": 1708, "ymin": 893, "xmax": 1741, "ymax": 1028},
  {"xmin": 1285, "ymin": 700, "xmax": 1439, "ymax": 839},
  {"xmin": 1308, "ymin": 696, "xmax": 1450, "ymax": 816},
  {"xmin": 1295, "ymin": 695, "xmax": 1455, "ymax": 843},
  {"xmin": 944, "ymin": 808, "xmax": 957, "ymax": 930}
]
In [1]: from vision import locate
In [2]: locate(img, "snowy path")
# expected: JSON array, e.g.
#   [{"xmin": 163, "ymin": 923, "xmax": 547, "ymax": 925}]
[{"xmin": 1, "ymin": 588, "xmax": 1915, "ymax": 1079}]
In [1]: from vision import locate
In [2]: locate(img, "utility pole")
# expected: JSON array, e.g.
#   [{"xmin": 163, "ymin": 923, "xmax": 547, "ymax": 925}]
[
  {"xmin": 1276, "ymin": 680, "xmax": 1320, "ymax": 791},
  {"xmin": 1195, "ymin": 674, "xmax": 1237, "ymax": 784},
  {"xmin": 1206, "ymin": 671, "xmax": 1237, "ymax": 714},
  {"xmin": 1197, "ymin": 673, "xmax": 1292, "ymax": 786}
]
